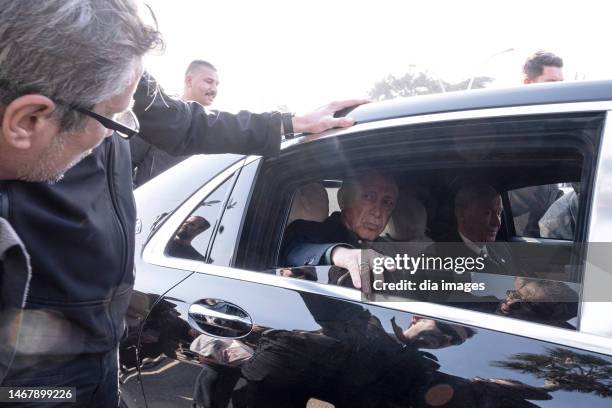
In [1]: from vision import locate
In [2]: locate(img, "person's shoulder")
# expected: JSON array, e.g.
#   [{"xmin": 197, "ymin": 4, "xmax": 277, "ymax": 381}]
[
  {"xmin": 285, "ymin": 218, "xmax": 329, "ymax": 237},
  {"xmin": 435, "ymin": 230, "xmax": 462, "ymax": 243},
  {"xmin": 287, "ymin": 218, "xmax": 325, "ymax": 229},
  {"xmin": 543, "ymin": 191, "xmax": 574, "ymax": 218},
  {"xmin": 489, "ymin": 241, "xmax": 513, "ymax": 255}
]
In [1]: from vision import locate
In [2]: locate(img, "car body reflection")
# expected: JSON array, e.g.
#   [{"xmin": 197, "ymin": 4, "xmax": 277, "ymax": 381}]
[{"xmin": 120, "ymin": 275, "xmax": 610, "ymax": 407}]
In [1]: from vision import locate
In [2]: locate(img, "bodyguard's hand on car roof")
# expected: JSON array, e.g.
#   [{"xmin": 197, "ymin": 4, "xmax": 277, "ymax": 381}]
[{"xmin": 293, "ymin": 99, "xmax": 369, "ymax": 134}]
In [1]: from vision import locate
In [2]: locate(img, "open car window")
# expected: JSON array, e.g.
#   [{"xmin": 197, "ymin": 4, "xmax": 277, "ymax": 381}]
[{"xmin": 237, "ymin": 112, "xmax": 603, "ymax": 331}]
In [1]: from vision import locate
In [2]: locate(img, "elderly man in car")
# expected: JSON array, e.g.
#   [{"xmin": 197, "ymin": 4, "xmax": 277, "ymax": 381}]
[{"xmin": 282, "ymin": 172, "xmax": 398, "ymax": 293}]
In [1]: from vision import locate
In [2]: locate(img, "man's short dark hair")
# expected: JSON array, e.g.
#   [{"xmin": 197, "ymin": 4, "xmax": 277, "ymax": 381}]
[
  {"xmin": 523, "ymin": 51, "xmax": 563, "ymax": 80},
  {"xmin": 185, "ymin": 60, "xmax": 216, "ymax": 77},
  {"xmin": 455, "ymin": 184, "xmax": 499, "ymax": 210}
]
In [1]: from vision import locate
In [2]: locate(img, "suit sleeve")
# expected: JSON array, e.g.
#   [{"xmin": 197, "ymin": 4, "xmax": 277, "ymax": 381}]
[
  {"xmin": 133, "ymin": 72, "xmax": 282, "ymax": 157},
  {"xmin": 281, "ymin": 220, "xmax": 348, "ymax": 267}
]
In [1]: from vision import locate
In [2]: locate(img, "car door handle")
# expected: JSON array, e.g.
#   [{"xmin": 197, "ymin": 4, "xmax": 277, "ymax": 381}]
[{"xmin": 188, "ymin": 300, "xmax": 253, "ymax": 338}]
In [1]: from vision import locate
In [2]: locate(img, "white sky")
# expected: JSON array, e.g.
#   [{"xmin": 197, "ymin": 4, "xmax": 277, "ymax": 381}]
[{"xmin": 144, "ymin": 0, "xmax": 612, "ymax": 113}]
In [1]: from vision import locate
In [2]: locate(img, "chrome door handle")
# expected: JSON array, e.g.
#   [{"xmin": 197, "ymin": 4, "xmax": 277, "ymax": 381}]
[{"xmin": 188, "ymin": 300, "xmax": 253, "ymax": 338}]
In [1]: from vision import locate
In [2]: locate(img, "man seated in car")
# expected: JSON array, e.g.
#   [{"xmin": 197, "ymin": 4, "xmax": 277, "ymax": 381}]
[
  {"xmin": 281, "ymin": 172, "xmax": 398, "ymax": 293},
  {"xmin": 439, "ymin": 183, "xmax": 518, "ymax": 278}
]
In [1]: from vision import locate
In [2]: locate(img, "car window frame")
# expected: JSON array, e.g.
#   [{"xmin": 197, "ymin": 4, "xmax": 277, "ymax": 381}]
[
  {"xmin": 142, "ymin": 102, "xmax": 612, "ymax": 356},
  {"xmin": 236, "ymin": 104, "xmax": 611, "ymax": 352},
  {"xmin": 208, "ymin": 158, "xmax": 262, "ymax": 266},
  {"xmin": 142, "ymin": 157, "xmax": 249, "ymax": 272},
  {"xmin": 242, "ymin": 111, "xmax": 603, "ymax": 271},
  {"xmin": 577, "ymin": 110, "xmax": 612, "ymax": 337}
]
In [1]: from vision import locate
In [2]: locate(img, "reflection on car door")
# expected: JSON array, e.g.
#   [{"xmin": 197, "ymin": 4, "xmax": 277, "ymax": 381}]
[{"xmin": 135, "ymin": 267, "xmax": 612, "ymax": 407}]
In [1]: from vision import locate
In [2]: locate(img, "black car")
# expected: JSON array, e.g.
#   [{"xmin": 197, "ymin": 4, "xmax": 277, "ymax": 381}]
[{"xmin": 120, "ymin": 81, "xmax": 612, "ymax": 407}]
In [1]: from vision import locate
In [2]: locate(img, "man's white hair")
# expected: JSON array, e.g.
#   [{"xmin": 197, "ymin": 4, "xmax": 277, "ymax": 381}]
[
  {"xmin": 337, "ymin": 172, "xmax": 398, "ymax": 210},
  {"xmin": 0, "ymin": 0, "xmax": 162, "ymax": 131}
]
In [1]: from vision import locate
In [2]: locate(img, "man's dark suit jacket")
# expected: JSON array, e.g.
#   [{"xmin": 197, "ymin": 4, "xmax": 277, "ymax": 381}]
[
  {"xmin": 434, "ymin": 231, "xmax": 519, "ymax": 277},
  {"xmin": 424, "ymin": 231, "xmax": 518, "ymax": 312},
  {"xmin": 281, "ymin": 212, "xmax": 385, "ymax": 267}
]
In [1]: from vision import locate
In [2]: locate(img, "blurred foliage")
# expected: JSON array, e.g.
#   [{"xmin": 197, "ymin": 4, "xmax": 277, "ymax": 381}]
[
  {"xmin": 369, "ymin": 70, "xmax": 493, "ymax": 101},
  {"xmin": 493, "ymin": 347, "xmax": 612, "ymax": 397}
]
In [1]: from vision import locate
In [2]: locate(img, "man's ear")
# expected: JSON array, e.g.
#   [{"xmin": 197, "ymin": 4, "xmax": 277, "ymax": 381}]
[
  {"xmin": 184, "ymin": 74, "xmax": 193, "ymax": 88},
  {"xmin": 523, "ymin": 76, "xmax": 532, "ymax": 84},
  {"xmin": 1, "ymin": 95, "xmax": 57, "ymax": 150}
]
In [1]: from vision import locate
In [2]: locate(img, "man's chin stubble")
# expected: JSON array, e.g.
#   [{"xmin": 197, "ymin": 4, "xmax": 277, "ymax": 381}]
[{"xmin": 19, "ymin": 148, "xmax": 92, "ymax": 184}]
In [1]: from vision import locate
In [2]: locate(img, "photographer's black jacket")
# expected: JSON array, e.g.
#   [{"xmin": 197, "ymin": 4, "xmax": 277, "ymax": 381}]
[{"xmin": 0, "ymin": 73, "xmax": 282, "ymax": 354}]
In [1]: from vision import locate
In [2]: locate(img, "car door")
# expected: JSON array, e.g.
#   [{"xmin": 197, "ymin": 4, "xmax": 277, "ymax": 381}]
[
  {"xmin": 138, "ymin": 270, "xmax": 612, "ymax": 408},
  {"xmin": 119, "ymin": 154, "xmax": 245, "ymax": 408},
  {"xmin": 128, "ymin": 158, "xmax": 258, "ymax": 407},
  {"xmin": 132, "ymin": 106, "xmax": 612, "ymax": 407}
]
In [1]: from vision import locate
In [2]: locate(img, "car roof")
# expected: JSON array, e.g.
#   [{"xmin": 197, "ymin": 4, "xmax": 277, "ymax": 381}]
[{"xmin": 332, "ymin": 80, "xmax": 612, "ymax": 125}]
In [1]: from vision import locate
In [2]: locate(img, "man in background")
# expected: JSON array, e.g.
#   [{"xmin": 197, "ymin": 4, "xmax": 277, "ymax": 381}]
[
  {"xmin": 131, "ymin": 60, "xmax": 220, "ymax": 187},
  {"xmin": 523, "ymin": 50, "xmax": 564, "ymax": 84},
  {"xmin": 183, "ymin": 60, "xmax": 219, "ymax": 106},
  {"xmin": 509, "ymin": 51, "xmax": 565, "ymax": 237}
]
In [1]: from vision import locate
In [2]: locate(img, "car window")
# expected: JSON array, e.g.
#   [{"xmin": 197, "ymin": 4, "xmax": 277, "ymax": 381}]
[
  {"xmin": 238, "ymin": 112, "xmax": 604, "ymax": 330},
  {"xmin": 164, "ymin": 177, "xmax": 233, "ymax": 263},
  {"xmin": 135, "ymin": 154, "xmax": 244, "ymax": 243},
  {"xmin": 326, "ymin": 184, "xmax": 340, "ymax": 214},
  {"xmin": 209, "ymin": 160, "xmax": 260, "ymax": 266}
]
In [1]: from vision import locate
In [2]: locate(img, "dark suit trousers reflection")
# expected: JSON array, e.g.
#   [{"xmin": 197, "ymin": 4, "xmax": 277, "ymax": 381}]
[
  {"xmin": 192, "ymin": 364, "xmax": 242, "ymax": 408},
  {"xmin": 0, "ymin": 348, "xmax": 119, "ymax": 408}
]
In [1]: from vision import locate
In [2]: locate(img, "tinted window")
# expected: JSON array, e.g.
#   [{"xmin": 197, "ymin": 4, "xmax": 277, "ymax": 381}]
[
  {"xmin": 209, "ymin": 160, "xmax": 260, "ymax": 266},
  {"xmin": 135, "ymin": 154, "xmax": 243, "ymax": 241},
  {"xmin": 165, "ymin": 177, "xmax": 233, "ymax": 263},
  {"xmin": 241, "ymin": 112, "xmax": 604, "ymax": 330},
  {"xmin": 509, "ymin": 183, "xmax": 579, "ymax": 240}
]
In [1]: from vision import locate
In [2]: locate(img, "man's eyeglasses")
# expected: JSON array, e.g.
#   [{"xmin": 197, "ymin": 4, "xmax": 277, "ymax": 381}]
[
  {"xmin": 72, "ymin": 106, "xmax": 139, "ymax": 140},
  {"xmin": 0, "ymin": 80, "xmax": 139, "ymax": 139}
]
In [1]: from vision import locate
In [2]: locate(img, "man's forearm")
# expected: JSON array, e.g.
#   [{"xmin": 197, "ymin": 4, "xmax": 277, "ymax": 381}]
[{"xmin": 133, "ymin": 72, "xmax": 282, "ymax": 157}]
